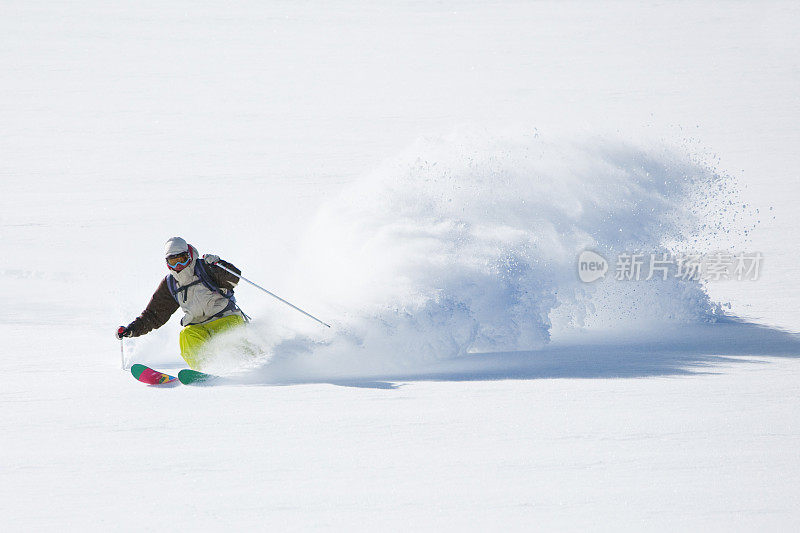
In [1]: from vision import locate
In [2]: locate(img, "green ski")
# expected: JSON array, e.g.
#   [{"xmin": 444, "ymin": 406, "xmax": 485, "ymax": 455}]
[{"xmin": 178, "ymin": 369, "xmax": 217, "ymax": 385}]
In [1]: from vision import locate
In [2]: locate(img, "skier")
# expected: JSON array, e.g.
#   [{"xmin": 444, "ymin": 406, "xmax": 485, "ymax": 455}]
[{"xmin": 116, "ymin": 237, "xmax": 246, "ymax": 369}]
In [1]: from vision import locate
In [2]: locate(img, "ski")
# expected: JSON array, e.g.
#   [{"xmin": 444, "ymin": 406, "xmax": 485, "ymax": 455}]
[
  {"xmin": 130, "ymin": 364, "xmax": 178, "ymax": 385},
  {"xmin": 178, "ymin": 369, "xmax": 218, "ymax": 385}
]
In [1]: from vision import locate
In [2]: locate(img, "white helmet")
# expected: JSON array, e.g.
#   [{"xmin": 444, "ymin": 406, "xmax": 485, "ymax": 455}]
[{"xmin": 164, "ymin": 237, "xmax": 193, "ymax": 272}]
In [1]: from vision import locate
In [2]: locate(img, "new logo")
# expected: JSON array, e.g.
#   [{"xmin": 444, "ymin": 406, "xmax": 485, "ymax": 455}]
[{"xmin": 578, "ymin": 250, "xmax": 608, "ymax": 283}]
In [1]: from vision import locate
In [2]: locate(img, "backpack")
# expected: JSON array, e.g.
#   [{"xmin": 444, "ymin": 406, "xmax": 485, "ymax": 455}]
[{"xmin": 165, "ymin": 260, "xmax": 249, "ymax": 322}]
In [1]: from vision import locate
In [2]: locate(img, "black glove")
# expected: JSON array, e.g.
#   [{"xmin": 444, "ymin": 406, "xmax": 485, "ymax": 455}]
[{"xmin": 116, "ymin": 325, "xmax": 134, "ymax": 340}]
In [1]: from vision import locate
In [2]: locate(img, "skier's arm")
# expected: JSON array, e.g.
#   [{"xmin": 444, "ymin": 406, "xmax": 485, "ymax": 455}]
[
  {"xmin": 208, "ymin": 259, "xmax": 241, "ymax": 290},
  {"xmin": 126, "ymin": 278, "xmax": 180, "ymax": 337}
]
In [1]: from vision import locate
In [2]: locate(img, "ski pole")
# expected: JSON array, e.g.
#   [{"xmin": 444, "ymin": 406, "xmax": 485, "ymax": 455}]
[
  {"xmin": 120, "ymin": 338, "xmax": 126, "ymax": 370},
  {"xmin": 215, "ymin": 263, "xmax": 331, "ymax": 328}
]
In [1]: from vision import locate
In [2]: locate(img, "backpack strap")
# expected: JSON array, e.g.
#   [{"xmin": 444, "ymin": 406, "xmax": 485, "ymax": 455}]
[
  {"xmin": 165, "ymin": 274, "xmax": 202, "ymax": 304},
  {"xmin": 194, "ymin": 260, "xmax": 227, "ymax": 297},
  {"xmin": 166, "ymin": 275, "xmax": 177, "ymax": 300}
]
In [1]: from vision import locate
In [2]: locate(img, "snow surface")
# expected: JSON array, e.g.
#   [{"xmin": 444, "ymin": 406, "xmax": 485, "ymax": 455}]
[{"xmin": 2, "ymin": 1, "xmax": 800, "ymax": 530}]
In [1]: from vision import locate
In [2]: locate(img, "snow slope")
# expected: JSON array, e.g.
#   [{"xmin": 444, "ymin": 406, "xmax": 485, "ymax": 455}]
[{"xmin": 2, "ymin": 1, "xmax": 800, "ymax": 530}]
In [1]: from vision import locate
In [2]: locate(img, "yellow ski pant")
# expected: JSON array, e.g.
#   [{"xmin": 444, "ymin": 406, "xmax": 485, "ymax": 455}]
[{"xmin": 179, "ymin": 314, "xmax": 246, "ymax": 369}]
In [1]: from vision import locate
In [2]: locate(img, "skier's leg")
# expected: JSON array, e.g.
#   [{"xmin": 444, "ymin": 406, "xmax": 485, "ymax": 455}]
[
  {"xmin": 204, "ymin": 314, "xmax": 246, "ymax": 335},
  {"xmin": 179, "ymin": 324, "xmax": 212, "ymax": 369},
  {"xmin": 203, "ymin": 314, "xmax": 260, "ymax": 357}
]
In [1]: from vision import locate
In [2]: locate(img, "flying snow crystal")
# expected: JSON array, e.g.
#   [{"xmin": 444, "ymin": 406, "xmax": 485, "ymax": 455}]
[{"xmin": 243, "ymin": 131, "xmax": 749, "ymax": 377}]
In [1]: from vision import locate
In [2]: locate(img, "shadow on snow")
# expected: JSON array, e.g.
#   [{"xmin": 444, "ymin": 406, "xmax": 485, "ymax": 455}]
[{"xmin": 227, "ymin": 319, "xmax": 800, "ymax": 389}]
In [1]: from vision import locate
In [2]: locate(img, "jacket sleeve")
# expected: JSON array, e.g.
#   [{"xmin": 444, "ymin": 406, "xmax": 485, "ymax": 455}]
[
  {"xmin": 127, "ymin": 278, "xmax": 180, "ymax": 337},
  {"xmin": 209, "ymin": 259, "xmax": 241, "ymax": 290}
]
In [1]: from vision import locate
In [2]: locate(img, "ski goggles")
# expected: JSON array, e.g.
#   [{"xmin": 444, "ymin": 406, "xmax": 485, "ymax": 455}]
[{"xmin": 166, "ymin": 252, "xmax": 191, "ymax": 269}]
